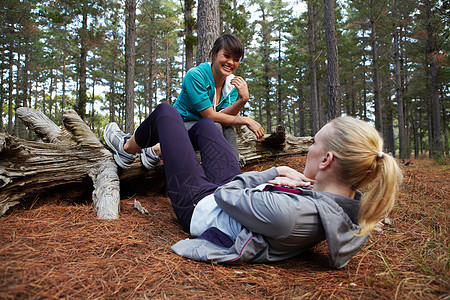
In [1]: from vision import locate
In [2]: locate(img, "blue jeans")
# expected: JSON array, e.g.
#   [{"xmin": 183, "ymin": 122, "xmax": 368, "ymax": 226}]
[{"xmin": 134, "ymin": 103, "xmax": 241, "ymax": 232}]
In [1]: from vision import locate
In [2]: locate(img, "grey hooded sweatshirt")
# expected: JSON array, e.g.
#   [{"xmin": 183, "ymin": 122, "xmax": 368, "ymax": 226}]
[{"xmin": 171, "ymin": 167, "xmax": 369, "ymax": 268}]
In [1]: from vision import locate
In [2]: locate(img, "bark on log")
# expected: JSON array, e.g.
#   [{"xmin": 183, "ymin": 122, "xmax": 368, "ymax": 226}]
[
  {"xmin": 1, "ymin": 108, "xmax": 313, "ymax": 218},
  {"xmin": 236, "ymin": 125, "xmax": 313, "ymax": 161},
  {"xmin": 16, "ymin": 108, "xmax": 66, "ymax": 143}
]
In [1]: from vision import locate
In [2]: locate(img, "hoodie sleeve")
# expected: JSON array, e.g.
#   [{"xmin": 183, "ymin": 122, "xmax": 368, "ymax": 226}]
[{"xmin": 214, "ymin": 168, "xmax": 299, "ymax": 239}]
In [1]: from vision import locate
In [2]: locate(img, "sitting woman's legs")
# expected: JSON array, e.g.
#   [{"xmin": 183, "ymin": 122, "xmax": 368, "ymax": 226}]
[
  {"xmin": 185, "ymin": 121, "xmax": 240, "ymax": 160},
  {"xmin": 134, "ymin": 103, "xmax": 218, "ymax": 232},
  {"xmin": 188, "ymin": 118, "xmax": 241, "ymax": 186},
  {"xmin": 214, "ymin": 123, "xmax": 239, "ymax": 160}
]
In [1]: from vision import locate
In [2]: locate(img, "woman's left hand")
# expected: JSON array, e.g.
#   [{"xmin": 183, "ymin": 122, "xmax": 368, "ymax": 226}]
[
  {"xmin": 268, "ymin": 177, "xmax": 310, "ymax": 188},
  {"xmin": 230, "ymin": 76, "xmax": 249, "ymax": 102},
  {"xmin": 269, "ymin": 166, "xmax": 315, "ymax": 187}
]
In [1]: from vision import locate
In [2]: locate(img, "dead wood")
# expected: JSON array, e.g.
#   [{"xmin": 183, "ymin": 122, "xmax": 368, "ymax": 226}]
[
  {"xmin": 0, "ymin": 108, "xmax": 121, "ymax": 219},
  {"xmin": 236, "ymin": 124, "xmax": 313, "ymax": 161},
  {"xmin": 0, "ymin": 108, "xmax": 313, "ymax": 218}
]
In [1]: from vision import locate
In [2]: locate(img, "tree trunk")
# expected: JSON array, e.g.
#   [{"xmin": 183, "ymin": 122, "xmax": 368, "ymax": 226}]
[
  {"xmin": 297, "ymin": 82, "xmax": 305, "ymax": 136},
  {"xmin": 22, "ymin": 43, "xmax": 30, "ymax": 138},
  {"xmin": 14, "ymin": 50, "xmax": 21, "ymax": 137},
  {"xmin": 109, "ymin": 55, "xmax": 116, "ymax": 123},
  {"xmin": 165, "ymin": 41, "xmax": 171, "ymax": 104},
  {"xmin": 125, "ymin": 0, "xmax": 137, "ymax": 134},
  {"xmin": 385, "ymin": 97, "xmax": 395, "ymax": 155},
  {"xmin": 260, "ymin": 6, "xmax": 272, "ymax": 133},
  {"xmin": 48, "ymin": 69, "xmax": 54, "ymax": 121},
  {"xmin": 277, "ymin": 30, "xmax": 282, "ymax": 126},
  {"xmin": 323, "ymin": 0, "xmax": 341, "ymax": 121},
  {"xmin": 441, "ymin": 92, "xmax": 448, "ymax": 155},
  {"xmin": 425, "ymin": 63, "xmax": 433, "ymax": 158},
  {"xmin": 413, "ymin": 108, "xmax": 419, "ymax": 159},
  {"xmin": 392, "ymin": 1, "xmax": 407, "ymax": 158},
  {"xmin": 0, "ymin": 49, "xmax": 4, "ymax": 131},
  {"xmin": 361, "ymin": 29, "xmax": 368, "ymax": 121},
  {"xmin": 62, "ymin": 24, "xmax": 67, "ymax": 118},
  {"xmin": 370, "ymin": 15, "xmax": 383, "ymax": 134},
  {"xmin": 350, "ymin": 56, "xmax": 356, "ymax": 116},
  {"xmin": 8, "ymin": 37, "xmax": 14, "ymax": 135},
  {"xmin": 147, "ymin": 38, "xmax": 154, "ymax": 115},
  {"xmin": 258, "ymin": 98, "xmax": 262, "ymax": 126},
  {"xmin": 424, "ymin": 0, "xmax": 442, "ymax": 157},
  {"xmin": 184, "ymin": 0, "xmax": 195, "ymax": 72},
  {"xmin": 291, "ymin": 104, "xmax": 295, "ymax": 136},
  {"xmin": 77, "ymin": 6, "xmax": 88, "ymax": 121},
  {"xmin": 307, "ymin": 0, "xmax": 320, "ymax": 135},
  {"xmin": 91, "ymin": 80, "xmax": 95, "ymax": 130},
  {"xmin": 196, "ymin": 0, "xmax": 220, "ymax": 64}
]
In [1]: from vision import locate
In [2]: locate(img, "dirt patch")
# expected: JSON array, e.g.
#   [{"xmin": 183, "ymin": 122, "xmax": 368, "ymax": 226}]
[{"xmin": 0, "ymin": 156, "xmax": 448, "ymax": 299}]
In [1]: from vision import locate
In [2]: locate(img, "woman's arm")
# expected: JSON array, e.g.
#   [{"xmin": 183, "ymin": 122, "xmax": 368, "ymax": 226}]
[
  {"xmin": 219, "ymin": 98, "xmax": 248, "ymax": 116},
  {"xmin": 214, "ymin": 168, "xmax": 298, "ymax": 239},
  {"xmin": 199, "ymin": 107, "xmax": 265, "ymax": 139}
]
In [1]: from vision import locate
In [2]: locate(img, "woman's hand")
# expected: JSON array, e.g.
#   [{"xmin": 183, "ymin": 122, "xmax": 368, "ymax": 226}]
[
  {"xmin": 245, "ymin": 117, "xmax": 265, "ymax": 140},
  {"xmin": 269, "ymin": 166, "xmax": 315, "ymax": 187},
  {"xmin": 230, "ymin": 76, "xmax": 249, "ymax": 102}
]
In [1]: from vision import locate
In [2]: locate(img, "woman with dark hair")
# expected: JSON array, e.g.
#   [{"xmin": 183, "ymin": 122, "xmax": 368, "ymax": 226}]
[
  {"xmin": 109, "ymin": 34, "xmax": 264, "ymax": 170},
  {"xmin": 104, "ymin": 103, "xmax": 402, "ymax": 268},
  {"xmin": 173, "ymin": 33, "xmax": 264, "ymax": 158}
]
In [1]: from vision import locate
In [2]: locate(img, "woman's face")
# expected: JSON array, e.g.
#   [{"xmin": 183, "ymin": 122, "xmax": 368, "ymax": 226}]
[
  {"xmin": 304, "ymin": 123, "xmax": 332, "ymax": 180},
  {"xmin": 211, "ymin": 48, "xmax": 240, "ymax": 78}
]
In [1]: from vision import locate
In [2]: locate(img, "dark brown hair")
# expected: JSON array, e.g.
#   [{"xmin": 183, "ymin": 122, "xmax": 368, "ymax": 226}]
[{"xmin": 210, "ymin": 34, "xmax": 244, "ymax": 62}]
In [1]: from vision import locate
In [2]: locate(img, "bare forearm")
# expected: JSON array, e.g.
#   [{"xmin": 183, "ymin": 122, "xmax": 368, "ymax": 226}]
[
  {"xmin": 199, "ymin": 107, "xmax": 265, "ymax": 139},
  {"xmin": 220, "ymin": 98, "xmax": 248, "ymax": 116},
  {"xmin": 202, "ymin": 109, "xmax": 250, "ymax": 126}
]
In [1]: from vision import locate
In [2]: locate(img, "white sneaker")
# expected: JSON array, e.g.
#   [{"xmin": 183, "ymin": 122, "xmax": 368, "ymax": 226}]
[
  {"xmin": 140, "ymin": 147, "xmax": 161, "ymax": 169},
  {"xmin": 104, "ymin": 122, "xmax": 137, "ymax": 169}
]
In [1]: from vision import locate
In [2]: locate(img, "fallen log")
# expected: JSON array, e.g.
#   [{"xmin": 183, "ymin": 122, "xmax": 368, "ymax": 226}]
[
  {"xmin": 0, "ymin": 108, "xmax": 313, "ymax": 218},
  {"xmin": 1, "ymin": 108, "xmax": 121, "ymax": 219},
  {"xmin": 236, "ymin": 124, "xmax": 313, "ymax": 160}
]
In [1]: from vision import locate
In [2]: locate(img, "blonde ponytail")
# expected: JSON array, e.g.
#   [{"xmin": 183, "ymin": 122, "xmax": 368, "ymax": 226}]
[
  {"xmin": 357, "ymin": 153, "xmax": 402, "ymax": 235},
  {"xmin": 326, "ymin": 117, "xmax": 403, "ymax": 236}
]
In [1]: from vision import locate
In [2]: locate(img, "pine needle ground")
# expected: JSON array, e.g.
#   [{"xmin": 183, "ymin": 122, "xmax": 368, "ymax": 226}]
[{"xmin": 0, "ymin": 156, "xmax": 448, "ymax": 299}]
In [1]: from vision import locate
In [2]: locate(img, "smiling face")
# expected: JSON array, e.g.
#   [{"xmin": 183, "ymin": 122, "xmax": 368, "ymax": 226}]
[
  {"xmin": 304, "ymin": 123, "xmax": 333, "ymax": 180},
  {"xmin": 211, "ymin": 48, "xmax": 240, "ymax": 79}
]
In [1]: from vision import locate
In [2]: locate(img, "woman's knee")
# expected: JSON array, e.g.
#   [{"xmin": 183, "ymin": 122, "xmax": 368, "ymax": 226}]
[
  {"xmin": 155, "ymin": 102, "xmax": 176, "ymax": 115},
  {"xmin": 190, "ymin": 118, "xmax": 222, "ymax": 139},
  {"xmin": 197, "ymin": 117, "xmax": 216, "ymax": 128},
  {"xmin": 153, "ymin": 103, "xmax": 183, "ymax": 122},
  {"xmin": 196, "ymin": 118, "xmax": 219, "ymax": 133}
]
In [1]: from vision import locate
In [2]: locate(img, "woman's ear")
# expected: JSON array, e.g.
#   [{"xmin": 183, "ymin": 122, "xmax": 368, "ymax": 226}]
[{"xmin": 319, "ymin": 152, "xmax": 334, "ymax": 170}]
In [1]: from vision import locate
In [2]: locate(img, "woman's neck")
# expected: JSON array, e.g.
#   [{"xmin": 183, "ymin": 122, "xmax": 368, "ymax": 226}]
[
  {"xmin": 211, "ymin": 64, "xmax": 226, "ymax": 89},
  {"xmin": 312, "ymin": 174, "xmax": 355, "ymax": 199}
]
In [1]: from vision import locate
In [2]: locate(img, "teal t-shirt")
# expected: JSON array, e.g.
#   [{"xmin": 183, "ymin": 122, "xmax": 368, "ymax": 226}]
[{"xmin": 174, "ymin": 62, "xmax": 239, "ymax": 121}]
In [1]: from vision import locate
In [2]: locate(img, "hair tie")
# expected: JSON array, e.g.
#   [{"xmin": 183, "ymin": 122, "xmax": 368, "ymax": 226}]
[{"xmin": 377, "ymin": 152, "xmax": 383, "ymax": 158}]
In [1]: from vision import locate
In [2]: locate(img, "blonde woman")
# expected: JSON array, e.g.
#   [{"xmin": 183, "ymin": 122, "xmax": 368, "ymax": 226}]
[{"xmin": 104, "ymin": 103, "xmax": 402, "ymax": 268}]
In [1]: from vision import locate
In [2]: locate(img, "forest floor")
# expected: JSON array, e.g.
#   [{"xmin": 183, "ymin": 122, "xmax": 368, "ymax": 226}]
[{"xmin": 0, "ymin": 155, "xmax": 449, "ymax": 299}]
